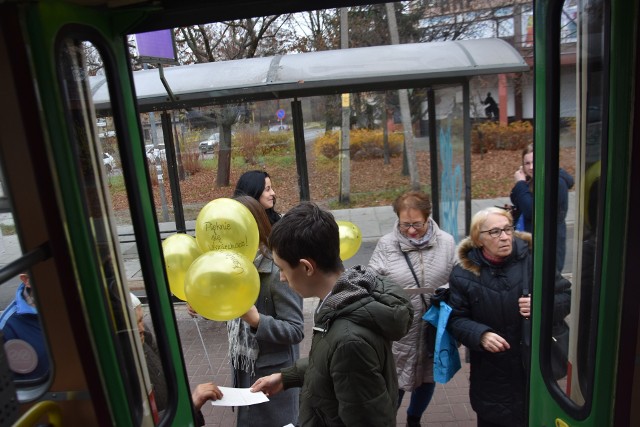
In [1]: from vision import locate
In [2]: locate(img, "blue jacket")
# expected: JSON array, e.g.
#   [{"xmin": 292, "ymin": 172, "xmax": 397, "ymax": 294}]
[
  {"xmin": 1, "ymin": 283, "xmax": 49, "ymax": 381},
  {"xmin": 510, "ymin": 168, "xmax": 574, "ymax": 270}
]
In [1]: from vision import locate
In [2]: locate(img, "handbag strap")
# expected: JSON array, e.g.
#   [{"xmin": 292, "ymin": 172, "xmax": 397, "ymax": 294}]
[
  {"xmin": 401, "ymin": 248, "xmax": 429, "ymax": 308},
  {"xmin": 520, "ymin": 254, "xmax": 530, "ymax": 296}
]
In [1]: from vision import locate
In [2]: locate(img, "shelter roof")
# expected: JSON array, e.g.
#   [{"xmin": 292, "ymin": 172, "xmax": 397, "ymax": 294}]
[{"xmin": 92, "ymin": 38, "xmax": 528, "ymax": 112}]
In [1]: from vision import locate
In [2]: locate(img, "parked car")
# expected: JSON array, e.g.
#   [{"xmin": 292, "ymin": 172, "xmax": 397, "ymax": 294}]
[
  {"xmin": 146, "ymin": 144, "xmax": 166, "ymax": 163},
  {"xmin": 103, "ymin": 152, "xmax": 115, "ymax": 173},
  {"xmin": 199, "ymin": 133, "xmax": 219, "ymax": 154},
  {"xmin": 145, "ymin": 145, "xmax": 154, "ymax": 163},
  {"xmin": 268, "ymin": 124, "xmax": 290, "ymax": 132}
]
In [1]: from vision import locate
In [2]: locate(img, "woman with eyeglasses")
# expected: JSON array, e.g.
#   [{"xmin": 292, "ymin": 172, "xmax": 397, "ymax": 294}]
[
  {"xmin": 447, "ymin": 207, "xmax": 570, "ymax": 427},
  {"xmin": 368, "ymin": 190, "xmax": 456, "ymax": 427}
]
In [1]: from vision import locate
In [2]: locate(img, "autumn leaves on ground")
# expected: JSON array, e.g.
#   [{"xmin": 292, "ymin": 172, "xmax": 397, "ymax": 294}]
[{"xmin": 110, "ymin": 147, "xmax": 576, "ymax": 222}]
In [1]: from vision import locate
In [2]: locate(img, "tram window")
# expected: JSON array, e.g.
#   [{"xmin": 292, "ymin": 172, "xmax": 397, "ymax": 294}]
[
  {"xmin": 548, "ymin": 0, "xmax": 606, "ymax": 409},
  {"xmin": 0, "ymin": 144, "xmax": 53, "ymax": 399},
  {"xmin": 56, "ymin": 37, "xmax": 164, "ymax": 422},
  {"xmin": 0, "ymin": 170, "xmax": 53, "ymax": 399}
]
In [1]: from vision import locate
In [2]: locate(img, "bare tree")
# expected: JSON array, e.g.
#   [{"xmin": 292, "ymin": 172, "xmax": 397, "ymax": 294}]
[
  {"xmin": 175, "ymin": 25, "xmax": 221, "ymax": 63},
  {"xmin": 173, "ymin": 16, "xmax": 294, "ymax": 187},
  {"xmin": 291, "ymin": 9, "xmax": 340, "ymax": 52}
]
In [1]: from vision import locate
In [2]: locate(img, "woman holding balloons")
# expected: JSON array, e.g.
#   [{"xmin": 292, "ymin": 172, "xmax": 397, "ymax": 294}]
[
  {"xmin": 233, "ymin": 170, "xmax": 282, "ymax": 225},
  {"xmin": 188, "ymin": 195, "xmax": 304, "ymax": 427},
  {"xmin": 369, "ymin": 190, "xmax": 457, "ymax": 427}
]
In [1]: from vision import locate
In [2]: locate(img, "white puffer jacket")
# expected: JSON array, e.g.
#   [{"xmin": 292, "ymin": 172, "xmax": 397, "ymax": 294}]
[{"xmin": 369, "ymin": 218, "xmax": 456, "ymax": 390}]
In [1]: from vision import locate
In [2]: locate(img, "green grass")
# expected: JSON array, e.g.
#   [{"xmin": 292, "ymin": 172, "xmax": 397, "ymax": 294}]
[
  {"xmin": 107, "ymin": 174, "xmax": 126, "ymax": 192},
  {"xmin": 259, "ymin": 153, "xmax": 296, "ymax": 168},
  {"xmin": 200, "ymin": 158, "xmax": 218, "ymax": 169}
]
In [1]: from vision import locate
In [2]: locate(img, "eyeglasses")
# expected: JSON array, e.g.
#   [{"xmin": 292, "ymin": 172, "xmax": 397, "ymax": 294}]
[
  {"xmin": 480, "ymin": 226, "xmax": 515, "ymax": 238},
  {"xmin": 398, "ymin": 221, "xmax": 427, "ymax": 231}
]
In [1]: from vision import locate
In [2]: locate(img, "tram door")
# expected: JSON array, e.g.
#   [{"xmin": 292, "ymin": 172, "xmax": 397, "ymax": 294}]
[
  {"xmin": 529, "ymin": 0, "xmax": 638, "ymax": 426},
  {"xmin": 0, "ymin": 2, "xmax": 194, "ymax": 425}
]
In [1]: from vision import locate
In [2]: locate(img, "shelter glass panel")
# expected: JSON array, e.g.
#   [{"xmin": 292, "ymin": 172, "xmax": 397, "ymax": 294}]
[{"xmin": 432, "ymin": 84, "xmax": 467, "ymax": 243}]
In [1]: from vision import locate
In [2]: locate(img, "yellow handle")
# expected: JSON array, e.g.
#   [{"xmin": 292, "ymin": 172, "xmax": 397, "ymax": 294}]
[{"xmin": 14, "ymin": 401, "xmax": 62, "ymax": 427}]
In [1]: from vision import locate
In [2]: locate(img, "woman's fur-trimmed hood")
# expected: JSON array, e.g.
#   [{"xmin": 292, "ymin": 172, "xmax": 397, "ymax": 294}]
[{"xmin": 456, "ymin": 231, "xmax": 532, "ymax": 276}]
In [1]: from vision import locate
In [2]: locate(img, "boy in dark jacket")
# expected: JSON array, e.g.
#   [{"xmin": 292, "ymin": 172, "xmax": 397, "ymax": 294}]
[{"xmin": 251, "ymin": 202, "xmax": 413, "ymax": 426}]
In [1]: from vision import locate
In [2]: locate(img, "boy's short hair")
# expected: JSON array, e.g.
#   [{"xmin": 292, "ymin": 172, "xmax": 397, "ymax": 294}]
[{"xmin": 269, "ymin": 202, "xmax": 342, "ymax": 272}]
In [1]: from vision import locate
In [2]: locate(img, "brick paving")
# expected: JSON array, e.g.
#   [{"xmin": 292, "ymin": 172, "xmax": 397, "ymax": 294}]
[{"xmin": 173, "ymin": 298, "xmax": 477, "ymax": 427}]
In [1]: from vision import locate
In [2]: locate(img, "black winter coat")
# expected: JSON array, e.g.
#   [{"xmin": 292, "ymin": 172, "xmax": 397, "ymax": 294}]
[
  {"xmin": 447, "ymin": 233, "xmax": 570, "ymax": 426},
  {"xmin": 448, "ymin": 235, "xmax": 530, "ymax": 425}
]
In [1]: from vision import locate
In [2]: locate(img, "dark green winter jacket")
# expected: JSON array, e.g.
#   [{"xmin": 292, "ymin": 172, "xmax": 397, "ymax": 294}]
[{"xmin": 281, "ymin": 265, "xmax": 413, "ymax": 426}]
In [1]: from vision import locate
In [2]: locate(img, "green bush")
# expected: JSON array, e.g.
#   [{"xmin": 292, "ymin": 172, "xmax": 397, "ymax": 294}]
[
  {"xmin": 236, "ymin": 127, "xmax": 292, "ymax": 164},
  {"xmin": 257, "ymin": 131, "xmax": 292, "ymax": 156},
  {"xmin": 314, "ymin": 129, "xmax": 404, "ymax": 160},
  {"xmin": 471, "ymin": 121, "xmax": 533, "ymax": 153}
]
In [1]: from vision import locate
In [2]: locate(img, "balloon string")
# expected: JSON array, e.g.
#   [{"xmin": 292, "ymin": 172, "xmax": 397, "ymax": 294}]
[{"xmin": 194, "ymin": 317, "xmax": 214, "ymax": 375}]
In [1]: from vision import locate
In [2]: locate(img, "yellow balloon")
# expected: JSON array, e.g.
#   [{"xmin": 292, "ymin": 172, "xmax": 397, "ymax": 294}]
[
  {"xmin": 185, "ymin": 250, "xmax": 260, "ymax": 321},
  {"xmin": 337, "ymin": 220, "xmax": 362, "ymax": 261},
  {"xmin": 195, "ymin": 198, "xmax": 259, "ymax": 259},
  {"xmin": 162, "ymin": 233, "xmax": 202, "ymax": 301}
]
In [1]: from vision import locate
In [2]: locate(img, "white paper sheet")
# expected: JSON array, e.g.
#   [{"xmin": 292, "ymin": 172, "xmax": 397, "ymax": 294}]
[{"xmin": 210, "ymin": 387, "xmax": 270, "ymax": 407}]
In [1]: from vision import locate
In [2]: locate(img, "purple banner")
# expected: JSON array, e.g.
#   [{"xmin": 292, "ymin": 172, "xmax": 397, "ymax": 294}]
[{"xmin": 135, "ymin": 30, "xmax": 176, "ymax": 63}]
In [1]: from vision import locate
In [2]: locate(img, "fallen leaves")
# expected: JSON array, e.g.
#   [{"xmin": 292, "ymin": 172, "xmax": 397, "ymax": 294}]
[{"xmin": 111, "ymin": 147, "xmax": 576, "ymax": 220}]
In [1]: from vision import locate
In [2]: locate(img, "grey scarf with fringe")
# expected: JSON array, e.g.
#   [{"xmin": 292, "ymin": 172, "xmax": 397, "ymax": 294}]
[
  {"xmin": 226, "ymin": 252, "xmax": 272, "ymax": 376},
  {"xmin": 227, "ymin": 317, "xmax": 258, "ymax": 376}
]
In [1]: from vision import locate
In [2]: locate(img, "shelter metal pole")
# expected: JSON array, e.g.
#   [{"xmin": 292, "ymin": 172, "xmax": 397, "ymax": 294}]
[
  {"xmin": 143, "ymin": 63, "xmax": 169, "ymax": 222},
  {"xmin": 291, "ymin": 99, "xmax": 310, "ymax": 201},
  {"xmin": 161, "ymin": 111, "xmax": 186, "ymax": 233},
  {"xmin": 427, "ymin": 88, "xmax": 440, "ymax": 224},
  {"xmin": 463, "ymin": 79, "xmax": 472, "ymax": 239}
]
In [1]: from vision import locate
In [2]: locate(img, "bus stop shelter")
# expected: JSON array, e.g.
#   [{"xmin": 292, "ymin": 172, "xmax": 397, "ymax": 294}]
[{"xmin": 93, "ymin": 38, "xmax": 528, "ymax": 239}]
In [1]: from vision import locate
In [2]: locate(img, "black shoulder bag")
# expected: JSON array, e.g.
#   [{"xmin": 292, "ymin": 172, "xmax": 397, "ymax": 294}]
[{"xmin": 402, "ymin": 249, "xmax": 436, "ymax": 357}]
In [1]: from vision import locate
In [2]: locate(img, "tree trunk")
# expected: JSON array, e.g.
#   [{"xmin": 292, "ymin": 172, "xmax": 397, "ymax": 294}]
[
  {"xmin": 386, "ymin": 3, "xmax": 419, "ymax": 189},
  {"xmin": 339, "ymin": 8, "xmax": 350, "ymax": 204},
  {"xmin": 216, "ymin": 126, "xmax": 232, "ymax": 188}
]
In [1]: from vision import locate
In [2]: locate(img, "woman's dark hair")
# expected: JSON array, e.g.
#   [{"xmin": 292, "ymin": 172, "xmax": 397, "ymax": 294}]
[
  {"xmin": 233, "ymin": 195, "xmax": 272, "ymax": 256},
  {"xmin": 233, "ymin": 170, "xmax": 281, "ymax": 224}
]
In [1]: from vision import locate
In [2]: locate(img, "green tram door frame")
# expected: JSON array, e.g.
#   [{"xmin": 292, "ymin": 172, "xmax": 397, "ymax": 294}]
[{"xmin": 22, "ymin": 2, "xmax": 195, "ymax": 425}]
